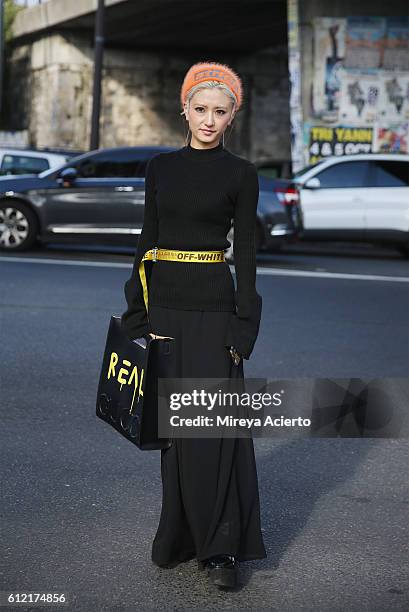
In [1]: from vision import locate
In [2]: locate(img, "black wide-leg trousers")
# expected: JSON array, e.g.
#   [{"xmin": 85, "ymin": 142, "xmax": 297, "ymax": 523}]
[{"xmin": 148, "ymin": 304, "xmax": 267, "ymax": 567}]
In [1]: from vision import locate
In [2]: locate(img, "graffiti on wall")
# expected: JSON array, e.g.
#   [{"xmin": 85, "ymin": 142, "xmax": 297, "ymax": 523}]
[{"xmin": 309, "ymin": 16, "xmax": 409, "ymax": 161}]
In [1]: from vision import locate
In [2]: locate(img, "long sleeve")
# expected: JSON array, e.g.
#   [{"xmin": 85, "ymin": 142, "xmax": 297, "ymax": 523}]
[
  {"xmin": 120, "ymin": 155, "xmax": 158, "ymax": 340},
  {"xmin": 224, "ymin": 162, "xmax": 262, "ymax": 359}
]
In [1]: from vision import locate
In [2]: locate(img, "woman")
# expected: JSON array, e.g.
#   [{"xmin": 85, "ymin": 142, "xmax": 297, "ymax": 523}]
[{"xmin": 121, "ymin": 61, "xmax": 266, "ymax": 589}]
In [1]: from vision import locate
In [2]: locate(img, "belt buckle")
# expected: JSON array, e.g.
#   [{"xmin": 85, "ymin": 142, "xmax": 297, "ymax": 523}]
[{"xmin": 152, "ymin": 246, "xmax": 158, "ymax": 262}]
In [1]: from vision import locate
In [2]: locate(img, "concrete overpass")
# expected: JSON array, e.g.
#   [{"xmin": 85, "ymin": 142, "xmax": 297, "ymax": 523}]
[
  {"xmin": 8, "ymin": 0, "xmax": 291, "ymax": 159},
  {"xmin": 12, "ymin": 0, "xmax": 288, "ymax": 52}
]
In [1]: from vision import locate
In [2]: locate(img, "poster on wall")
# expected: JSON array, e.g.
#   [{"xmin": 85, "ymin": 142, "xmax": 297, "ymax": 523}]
[
  {"xmin": 382, "ymin": 17, "xmax": 409, "ymax": 71},
  {"xmin": 373, "ymin": 123, "xmax": 408, "ymax": 153},
  {"xmin": 308, "ymin": 15, "xmax": 409, "ymax": 163},
  {"xmin": 312, "ymin": 15, "xmax": 409, "ymax": 126},
  {"xmin": 307, "ymin": 125, "xmax": 373, "ymax": 164},
  {"xmin": 312, "ymin": 18, "xmax": 346, "ymax": 121},
  {"xmin": 344, "ymin": 17, "xmax": 386, "ymax": 71},
  {"xmin": 338, "ymin": 70, "xmax": 409, "ymax": 126},
  {"xmin": 378, "ymin": 72, "xmax": 409, "ymax": 123},
  {"xmin": 338, "ymin": 72, "xmax": 381, "ymax": 125}
]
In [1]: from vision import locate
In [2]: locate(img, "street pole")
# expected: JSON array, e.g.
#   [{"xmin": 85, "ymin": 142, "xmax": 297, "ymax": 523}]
[
  {"xmin": 90, "ymin": 0, "xmax": 105, "ymax": 150},
  {"xmin": 286, "ymin": 0, "xmax": 305, "ymax": 173}
]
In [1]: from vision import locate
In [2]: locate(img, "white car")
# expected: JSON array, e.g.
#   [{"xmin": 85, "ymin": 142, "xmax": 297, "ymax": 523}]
[
  {"xmin": 0, "ymin": 148, "xmax": 69, "ymax": 176},
  {"xmin": 293, "ymin": 154, "xmax": 409, "ymax": 257}
]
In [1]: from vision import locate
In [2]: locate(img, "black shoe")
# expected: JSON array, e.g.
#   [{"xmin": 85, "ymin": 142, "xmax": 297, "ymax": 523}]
[{"xmin": 200, "ymin": 555, "xmax": 238, "ymax": 588}]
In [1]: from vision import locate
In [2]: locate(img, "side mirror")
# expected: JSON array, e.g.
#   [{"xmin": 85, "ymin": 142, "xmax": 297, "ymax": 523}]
[
  {"xmin": 57, "ymin": 167, "xmax": 78, "ymax": 186},
  {"xmin": 304, "ymin": 177, "xmax": 321, "ymax": 189}
]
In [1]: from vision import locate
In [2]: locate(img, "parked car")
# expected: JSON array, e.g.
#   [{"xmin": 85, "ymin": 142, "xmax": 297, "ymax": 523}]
[
  {"xmin": 256, "ymin": 175, "xmax": 302, "ymax": 246},
  {"xmin": 292, "ymin": 154, "xmax": 409, "ymax": 257},
  {"xmin": 224, "ymin": 177, "xmax": 302, "ymax": 261},
  {"xmin": 0, "ymin": 145, "xmax": 302, "ymax": 254},
  {"xmin": 0, "ymin": 148, "xmax": 69, "ymax": 176},
  {"xmin": 0, "ymin": 146, "xmax": 175, "ymax": 251}
]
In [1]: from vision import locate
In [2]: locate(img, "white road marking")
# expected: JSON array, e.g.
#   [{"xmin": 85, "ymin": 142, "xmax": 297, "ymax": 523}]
[
  {"xmin": 0, "ymin": 255, "xmax": 408, "ymax": 283},
  {"xmin": 0, "ymin": 255, "xmax": 131, "ymax": 268},
  {"xmin": 255, "ymin": 267, "xmax": 409, "ymax": 283}
]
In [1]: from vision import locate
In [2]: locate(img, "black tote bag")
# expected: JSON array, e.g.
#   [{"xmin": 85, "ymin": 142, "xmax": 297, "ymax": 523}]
[{"xmin": 96, "ymin": 315, "xmax": 174, "ymax": 450}]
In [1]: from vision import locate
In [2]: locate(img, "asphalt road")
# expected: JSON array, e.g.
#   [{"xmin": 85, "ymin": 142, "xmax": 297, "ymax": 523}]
[{"xmin": 1, "ymin": 241, "xmax": 408, "ymax": 612}]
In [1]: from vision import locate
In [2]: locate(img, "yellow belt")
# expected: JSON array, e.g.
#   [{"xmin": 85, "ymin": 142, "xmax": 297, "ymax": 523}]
[{"xmin": 139, "ymin": 246, "xmax": 226, "ymax": 313}]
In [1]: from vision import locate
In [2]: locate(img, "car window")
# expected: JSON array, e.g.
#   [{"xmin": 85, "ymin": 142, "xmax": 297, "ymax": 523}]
[
  {"xmin": 369, "ymin": 160, "xmax": 409, "ymax": 187},
  {"xmin": 74, "ymin": 151, "xmax": 148, "ymax": 178},
  {"xmin": 315, "ymin": 161, "xmax": 370, "ymax": 188},
  {"xmin": 293, "ymin": 159, "xmax": 326, "ymax": 178},
  {"xmin": 0, "ymin": 154, "xmax": 49, "ymax": 175}
]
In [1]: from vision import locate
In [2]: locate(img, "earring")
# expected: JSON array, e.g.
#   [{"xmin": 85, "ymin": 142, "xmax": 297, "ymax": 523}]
[{"xmin": 222, "ymin": 132, "xmax": 225, "ymax": 147}]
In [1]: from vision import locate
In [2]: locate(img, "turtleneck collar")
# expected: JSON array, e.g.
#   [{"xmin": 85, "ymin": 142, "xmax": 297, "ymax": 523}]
[{"xmin": 179, "ymin": 139, "xmax": 227, "ymax": 162}]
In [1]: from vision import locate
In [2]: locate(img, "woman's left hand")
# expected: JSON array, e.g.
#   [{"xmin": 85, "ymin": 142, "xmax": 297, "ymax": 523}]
[{"xmin": 229, "ymin": 346, "xmax": 242, "ymax": 365}]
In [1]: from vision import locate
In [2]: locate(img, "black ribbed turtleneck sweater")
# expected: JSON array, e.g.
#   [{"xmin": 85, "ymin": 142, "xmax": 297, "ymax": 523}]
[{"xmin": 120, "ymin": 140, "xmax": 262, "ymax": 359}]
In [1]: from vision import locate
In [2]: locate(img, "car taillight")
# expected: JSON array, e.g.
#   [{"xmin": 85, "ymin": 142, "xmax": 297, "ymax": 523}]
[{"xmin": 274, "ymin": 185, "xmax": 300, "ymax": 206}]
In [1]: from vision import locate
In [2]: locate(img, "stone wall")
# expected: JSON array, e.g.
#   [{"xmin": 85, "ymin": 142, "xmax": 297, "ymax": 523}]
[{"xmin": 7, "ymin": 32, "xmax": 291, "ymax": 161}]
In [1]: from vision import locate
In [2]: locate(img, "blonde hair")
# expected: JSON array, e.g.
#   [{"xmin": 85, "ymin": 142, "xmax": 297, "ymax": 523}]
[{"xmin": 180, "ymin": 80, "xmax": 237, "ymax": 118}]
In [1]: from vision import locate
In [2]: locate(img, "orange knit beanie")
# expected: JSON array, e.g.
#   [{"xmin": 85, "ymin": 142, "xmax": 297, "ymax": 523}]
[{"xmin": 180, "ymin": 61, "xmax": 243, "ymax": 111}]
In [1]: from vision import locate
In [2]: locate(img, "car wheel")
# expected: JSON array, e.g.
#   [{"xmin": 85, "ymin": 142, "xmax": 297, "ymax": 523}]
[{"xmin": 0, "ymin": 200, "xmax": 39, "ymax": 251}]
